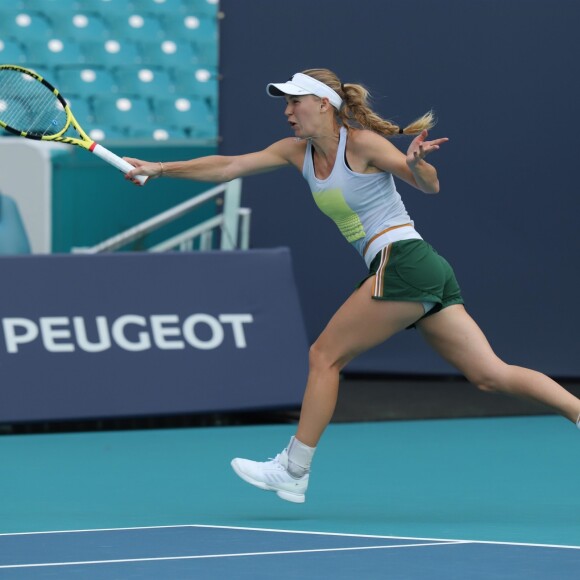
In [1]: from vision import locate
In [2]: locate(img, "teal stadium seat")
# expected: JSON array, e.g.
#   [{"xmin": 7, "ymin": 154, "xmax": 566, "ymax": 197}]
[
  {"xmin": 152, "ymin": 96, "xmax": 216, "ymax": 138},
  {"xmin": 191, "ymin": 0, "xmax": 220, "ymax": 18},
  {"xmin": 0, "ymin": 39, "xmax": 27, "ymax": 65},
  {"xmin": 139, "ymin": 40, "xmax": 200, "ymax": 68},
  {"xmin": 114, "ymin": 66, "xmax": 174, "ymax": 97},
  {"xmin": 75, "ymin": 0, "xmax": 133, "ymax": 12},
  {"xmin": 16, "ymin": 65, "xmax": 56, "ymax": 84},
  {"xmin": 126, "ymin": 0, "xmax": 219, "ymax": 17},
  {"xmin": 56, "ymin": 67, "xmax": 118, "ymax": 99},
  {"xmin": 160, "ymin": 14, "xmax": 218, "ymax": 44},
  {"xmin": 192, "ymin": 39, "xmax": 218, "ymax": 68},
  {"xmin": 85, "ymin": 125, "xmax": 128, "ymax": 141},
  {"xmin": 81, "ymin": 40, "xmax": 142, "ymax": 67},
  {"xmin": 130, "ymin": 0, "xmax": 188, "ymax": 15},
  {"xmin": 25, "ymin": 39, "xmax": 86, "ymax": 69},
  {"xmin": 76, "ymin": 0, "xmax": 135, "ymax": 16},
  {"xmin": 125, "ymin": 126, "xmax": 188, "ymax": 141},
  {"xmin": 14, "ymin": 0, "xmax": 77, "ymax": 18},
  {"xmin": 53, "ymin": 13, "xmax": 110, "ymax": 42},
  {"xmin": 171, "ymin": 67, "xmax": 218, "ymax": 100},
  {"xmin": 105, "ymin": 13, "xmax": 165, "ymax": 43},
  {"xmin": 92, "ymin": 95, "xmax": 152, "ymax": 132},
  {"xmin": 1, "ymin": 12, "xmax": 54, "ymax": 41},
  {"xmin": 63, "ymin": 97, "xmax": 95, "ymax": 132}
]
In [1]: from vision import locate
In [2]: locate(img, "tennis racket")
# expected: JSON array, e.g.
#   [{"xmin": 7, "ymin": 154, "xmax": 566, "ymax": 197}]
[{"xmin": 0, "ymin": 64, "xmax": 147, "ymax": 184}]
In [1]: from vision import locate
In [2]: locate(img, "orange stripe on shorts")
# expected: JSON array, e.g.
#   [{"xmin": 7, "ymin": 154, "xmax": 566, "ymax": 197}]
[{"xmin": 373, "ymin": 244, "xmax": 392, "ymax": 297}]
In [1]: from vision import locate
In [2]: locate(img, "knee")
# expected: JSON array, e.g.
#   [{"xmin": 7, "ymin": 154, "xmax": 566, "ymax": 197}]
[
  {"xmin": 309, "ymin": 341, "xmax": 345, "ymax": 373},
  {"xmin": 468, "ymin": 363, "xmax": 511, "ymax": 394},
  {"xmin": 475, "ymin": 379, "xmax": 498, "ymax": 393}
]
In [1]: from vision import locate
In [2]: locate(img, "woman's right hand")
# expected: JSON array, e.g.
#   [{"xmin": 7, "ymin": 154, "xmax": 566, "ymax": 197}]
[{"xmin": 123, "ymin": 157, "xmax": 163, "ymax": 185}]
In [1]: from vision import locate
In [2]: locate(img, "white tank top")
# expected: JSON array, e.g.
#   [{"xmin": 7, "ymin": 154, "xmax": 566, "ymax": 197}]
[{"xmin": 302, "ymin": 127, "xmax": 422, "ymax": 267}]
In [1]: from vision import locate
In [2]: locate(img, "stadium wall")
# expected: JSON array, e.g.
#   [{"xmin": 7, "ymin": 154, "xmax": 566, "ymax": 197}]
[
  {"xmin": 51, "ymin": 143, "xmax": 218, "ymax": 252},
  {"xmin": 219, "ymin": 0, "xmax": 580, "ymax": 377},
  {"xmin": 0, "ymin": 142, "xmax": 217, "ymax": 253}
]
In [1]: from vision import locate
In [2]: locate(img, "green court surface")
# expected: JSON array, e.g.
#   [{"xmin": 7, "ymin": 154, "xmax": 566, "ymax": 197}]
[{"xmin": 1, "ymin": 416, "xmax": 578, "ymax": 547}]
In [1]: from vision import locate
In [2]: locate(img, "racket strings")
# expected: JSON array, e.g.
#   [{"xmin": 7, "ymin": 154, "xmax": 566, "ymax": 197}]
[{"xmin": 0, "ymin": 70, "xmax": 68, "ymax": 137}]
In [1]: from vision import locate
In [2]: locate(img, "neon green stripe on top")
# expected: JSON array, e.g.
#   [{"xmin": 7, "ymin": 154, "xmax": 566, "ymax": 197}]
[{"xmin": 312, "ymin": 188, "xmax": 366, "ymax": 243}]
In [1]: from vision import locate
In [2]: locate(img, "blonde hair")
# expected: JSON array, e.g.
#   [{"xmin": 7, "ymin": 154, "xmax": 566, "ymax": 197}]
[{"xmin": 302, "ymin": 68, "xmax": 435, "ymax": 137}]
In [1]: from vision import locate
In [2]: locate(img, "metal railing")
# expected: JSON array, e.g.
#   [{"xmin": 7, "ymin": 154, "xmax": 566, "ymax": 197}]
[{"xmin": 73, "ymin": 179, "xmax": 250, "ymax": 254}]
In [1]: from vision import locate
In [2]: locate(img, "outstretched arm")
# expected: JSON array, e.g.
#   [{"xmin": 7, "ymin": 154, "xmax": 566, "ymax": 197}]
[{"xmin": 124, "ymin": 139, "xmax": 297, "ymax": 185}]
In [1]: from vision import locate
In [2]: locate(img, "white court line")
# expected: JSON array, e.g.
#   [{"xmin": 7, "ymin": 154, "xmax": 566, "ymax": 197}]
[
  {"xmin": 0, "ymin": 541, "xmax": 468, "ymax": 570},
  {"xmin": 192, "ymin": 525, "xmax": 580, "ymax": 550},
  {"xmin": 1, "ymin": 523, "xmax": 579, "ymax": 551},
  {"xmin": 0, "ymin": 525, "xmax": 194, "ymax": 537}
]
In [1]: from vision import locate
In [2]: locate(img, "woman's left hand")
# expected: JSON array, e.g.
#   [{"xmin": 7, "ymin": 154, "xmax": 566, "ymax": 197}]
[{"xmin": 406, "ymin": 130, "xmax": 448, "ymax": 167}]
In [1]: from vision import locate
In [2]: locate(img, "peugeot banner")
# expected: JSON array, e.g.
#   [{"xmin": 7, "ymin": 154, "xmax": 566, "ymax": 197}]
[{"xmin": 0, "ymin": 248, "xmax": 309, "ymax": 423}]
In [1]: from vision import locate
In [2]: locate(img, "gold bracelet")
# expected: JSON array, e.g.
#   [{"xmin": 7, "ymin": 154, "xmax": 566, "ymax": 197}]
[{"xmin": 158, "ymin": 161, "xmax": 165, "ymax": 176}]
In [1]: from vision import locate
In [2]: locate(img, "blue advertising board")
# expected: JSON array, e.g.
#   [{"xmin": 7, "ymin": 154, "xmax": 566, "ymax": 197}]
[{"xmin": 0, "ymin": 249, "xmax": 309, "ymax": 423}]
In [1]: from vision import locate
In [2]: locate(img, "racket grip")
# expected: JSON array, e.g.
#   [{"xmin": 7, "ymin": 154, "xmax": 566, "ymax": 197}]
[{"xmin": 91, "ymin": 143, "xmax": 148, "ymax": 185}]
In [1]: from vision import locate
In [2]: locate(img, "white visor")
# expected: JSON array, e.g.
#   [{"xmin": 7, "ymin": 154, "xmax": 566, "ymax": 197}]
[{"xmin": 267, "ymin": 72, "xmax": 343, "ymax": 110}]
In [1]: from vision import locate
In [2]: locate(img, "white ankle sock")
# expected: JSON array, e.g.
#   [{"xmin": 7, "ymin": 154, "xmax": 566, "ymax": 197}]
[
  {"xmin": 286, "ymin": 436, "xmax": 316, "ymax": 478},
  {"xmin": 576, "ymin": 413, "xmax": 580, "ymax": 430}
]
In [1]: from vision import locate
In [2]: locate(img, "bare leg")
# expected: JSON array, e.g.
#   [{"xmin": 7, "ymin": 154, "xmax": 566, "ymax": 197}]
[
  {"xmin": 295, "ymin": 277, "xmax": 424, "ymax": 447},
  {"xmin": 231, "ymin": 278, "xmax": 423, "ymax": 502},
  {"xmin": 417, "ymin": 305, "xmax": 580, "ymax": 423}
]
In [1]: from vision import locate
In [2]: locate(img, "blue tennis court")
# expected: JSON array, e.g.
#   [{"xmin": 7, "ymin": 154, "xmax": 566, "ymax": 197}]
[
  {"xmin": 1, "ymin": 416, "xmax": 579, "ymax": 578},
  {"xmin": 1, "ymin": 525, "xmax": 579, "ymax": 579}
]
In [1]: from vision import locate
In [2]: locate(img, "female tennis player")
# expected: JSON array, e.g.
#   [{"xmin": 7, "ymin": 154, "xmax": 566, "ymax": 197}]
[{"xmin": 126, "ymin": 69, "xmax": 580, "ymax": 503}]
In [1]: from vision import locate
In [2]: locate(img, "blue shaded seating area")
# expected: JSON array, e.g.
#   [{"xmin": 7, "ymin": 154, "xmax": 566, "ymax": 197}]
[{"xmin": 0, "ymin": 0, "xmax": 219, "ymax": 141}]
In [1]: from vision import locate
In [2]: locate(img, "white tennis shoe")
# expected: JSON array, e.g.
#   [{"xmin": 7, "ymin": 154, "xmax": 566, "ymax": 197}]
[{"xmin": 231, "ymin": 449, "xmax": 309, "ymax": 503}]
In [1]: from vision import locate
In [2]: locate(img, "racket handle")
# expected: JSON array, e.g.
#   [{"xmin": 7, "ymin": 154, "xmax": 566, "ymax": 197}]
[{"xmin": 91, "ymin": 143, "xmax": 148, "ymax": 185}]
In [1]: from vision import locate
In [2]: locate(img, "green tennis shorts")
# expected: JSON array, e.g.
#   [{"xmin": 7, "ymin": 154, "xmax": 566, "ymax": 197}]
[{"xmin": 358, "ymin": 239, "xmax": 464, "ymax": 322}]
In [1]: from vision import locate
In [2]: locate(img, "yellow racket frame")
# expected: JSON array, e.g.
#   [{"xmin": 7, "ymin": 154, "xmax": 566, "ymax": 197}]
[{"xmin": 0, "ymin": 64, "xmax": 147, "ymax": 183}]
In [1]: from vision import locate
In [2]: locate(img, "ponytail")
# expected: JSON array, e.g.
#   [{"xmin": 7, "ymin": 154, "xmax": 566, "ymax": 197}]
[{"xmin": 302, "ymin": 68, "xmax": 435, "ymax": 138}]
